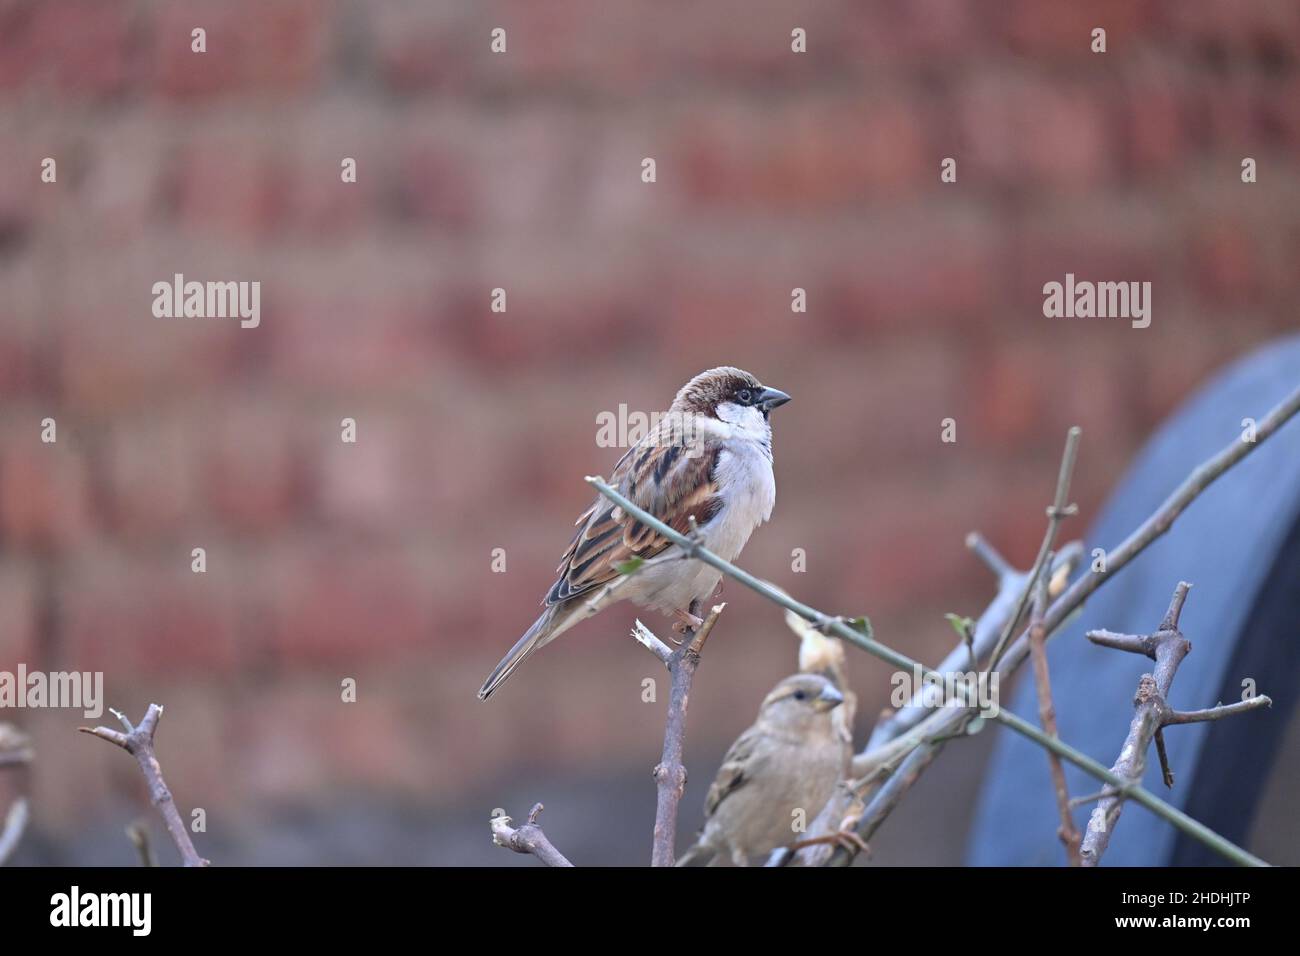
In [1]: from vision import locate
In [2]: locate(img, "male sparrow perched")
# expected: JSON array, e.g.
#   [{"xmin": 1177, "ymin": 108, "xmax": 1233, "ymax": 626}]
[
  {"xmin": 676, "ymin": 673, "xmax": 850, "ymax": 866},
  {"xmin": 477, "ymin": 367, "xmax": 791, "ymax": 700}
]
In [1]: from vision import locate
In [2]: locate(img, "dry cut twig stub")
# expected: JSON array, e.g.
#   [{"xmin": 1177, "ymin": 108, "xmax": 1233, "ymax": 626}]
[
  {"xmin": 1079, "ymin": 583, "xmax": 1273, "ymax": 866},
  {"xmin": 490, "ymin": 803, "xmax": 574, "ymax": 867},
  {"xmin": 79, "ymin": 704, "xmax": 210, "ymax": 868}
]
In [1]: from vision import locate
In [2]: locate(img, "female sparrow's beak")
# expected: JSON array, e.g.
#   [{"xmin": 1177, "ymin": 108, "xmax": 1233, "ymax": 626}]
[
  {"xmin": 815, "ymin": 683, "xmax": 845, "ymax": 711},
  {"xmin": 756, "ymin": 387, "xmax": 791, "ymax": 412}
]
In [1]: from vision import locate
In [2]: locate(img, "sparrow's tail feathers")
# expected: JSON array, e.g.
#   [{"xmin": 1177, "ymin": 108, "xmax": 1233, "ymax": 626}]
[{"xmin": 477, "ymin": 603, "xmax": 574, "ymax": 701}]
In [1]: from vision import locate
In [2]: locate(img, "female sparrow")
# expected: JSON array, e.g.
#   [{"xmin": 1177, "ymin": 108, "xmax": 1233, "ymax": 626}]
[
  {"xmin": 676, "ymin": 673, "xmax": 850, "ymax": 866},
  {"xmin": 477, "ymin": 367, "xmax": 791, "ymax": 700}
]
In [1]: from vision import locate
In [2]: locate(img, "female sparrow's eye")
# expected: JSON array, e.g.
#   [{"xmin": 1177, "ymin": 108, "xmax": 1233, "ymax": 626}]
[
  {"xmin": 793, "ymin": 690, "xmax": 807, "ymax": 701},
  {"xmin": 737, "ymin": 388, "xmax": 753, "ymax": 404}
]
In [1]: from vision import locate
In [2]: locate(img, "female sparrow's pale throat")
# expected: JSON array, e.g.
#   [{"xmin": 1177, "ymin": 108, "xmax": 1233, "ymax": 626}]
[{"xmin": 477, "ymin": 367, "xmax": 791, "ymax": 700}]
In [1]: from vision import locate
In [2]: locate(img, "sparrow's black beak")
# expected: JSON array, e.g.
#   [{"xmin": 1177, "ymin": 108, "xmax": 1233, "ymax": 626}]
[
  {"xmin": 756, "ymin": 386, "xmax": 791, "ymax": 413},
  {"xmin": 815, "ymin": 683, "xmax": 845, "ymax": 711}
]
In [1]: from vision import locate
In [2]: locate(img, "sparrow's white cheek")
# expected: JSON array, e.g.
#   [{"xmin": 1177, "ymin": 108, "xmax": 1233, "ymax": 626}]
[
  {"xmin": 714, "ymin": 401, "xmax": 744, "ymax": 424},
  {"xmin": 716, "ymin": 403, "xmax": 770, "ymax": 440}
]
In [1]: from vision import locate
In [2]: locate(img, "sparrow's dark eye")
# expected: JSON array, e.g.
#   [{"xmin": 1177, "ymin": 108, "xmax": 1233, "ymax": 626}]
[
  {"xmin": 736, "ymin": 388, "xmax": 753, "ymax": 405},
  {"xmin": 793, "ymin": 689, "xmax": 808, "ymax": 701}
]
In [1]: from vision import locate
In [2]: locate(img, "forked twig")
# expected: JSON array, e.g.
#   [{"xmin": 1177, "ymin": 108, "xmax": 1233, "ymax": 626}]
[{"xmin": 80, "ymin": 705, "xmax": 209, "ymax": 867}]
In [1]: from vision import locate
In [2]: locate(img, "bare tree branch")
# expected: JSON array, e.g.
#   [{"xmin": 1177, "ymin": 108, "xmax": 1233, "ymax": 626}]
[
  {"xmin": 1026, "ymin": 555, "xmax": 1082, "ymax": 863},
  {"xmin": 490, "ymin": 803, "xmax": 574, "ymax": 867},
  {"xmin": 1164, "ymin": 698, "xmax": 1273, "ymax": 725},
  {"xmin": 1084, "ymin": 629, "xmax": 1161, "ymax": 656},
  {"xmin": 1079, "ymin": 584, "xmax": 1273, "ymax": 866},
  {"xmin": 79, "ymin": 704, "xmax": 209, "ymax": 868},
  {"xmin": 638, "ymin": 602, "xmax": 726, "ymax": 867}
]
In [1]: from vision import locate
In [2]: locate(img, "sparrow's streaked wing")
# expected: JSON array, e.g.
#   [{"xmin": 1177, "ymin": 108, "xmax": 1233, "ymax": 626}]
[
  {"xmin": 545, "ymin": 423, "xmax": 723, "ymax": 606},
  {"xmin": 702, "ymin": 725, "xmax": 768, "ymax": 819}
]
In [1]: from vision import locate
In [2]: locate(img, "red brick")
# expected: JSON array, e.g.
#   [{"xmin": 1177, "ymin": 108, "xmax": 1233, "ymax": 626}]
[
  {"xmin": 835, "ymin": 0, "xmax": 983, "ymax": 68},
  {"xmin": 313, "ymin": 416, "xmax": 404, "ymax": 528},
  {"xmin": 279, "ymin": 131, "xmax": 378, "ymax": 238},
  {"xmin": 266, "ymin": 551, "xmax": 435, "ymax": 662},
  {"xmin": 1164, "ymin": 0, "xmax": 1300, "ymax": 49},
  {"xmin": 393, "ymin": 135, "xmax": 482, "ymax": 231},
  {"xmin": 822, "ymin": 215, "xmax": 1004, "ymax": 332},
  {"xmin": 202, "ymin": 406, "xmax": 304, "ymax": 534},
  {"xmin": 823, "ymin": 476, "xmax": 984, "ymax": 618},
  {"xmin": 0, "ymin": 562, "xmax": 37, "ymax": 665},
  {"xmin": 966, "ymin": 340, "xmax": 1062, "ymax": 448},
  {"xmin": 57, "ymin": 283, "xmax": 242, "ymax": 414},
  {"xmin": 674, "ymin": 94, "xmax": 929, "ymax": 210},
  {"xmin": 1195, "ymin": 76, "xmax": 1262, "ymax": 149},
  {"xmin": 1116, "ymin": 68, "xmax": 1188, "ymax": 177},
  {"xmin": 1130, "ymin": 322, "xmax": 1241, "ymax": 425},
  {"xmin": 0, "ymin": 134, "xmax": 45, "ymax": 244},
  {"xmin": 1188, "ymin": 221, "xmax": 1264, "ymax": 304},
  {"xmin": 75, "ymin": 123, "xmax": 169, "ymax": 242},
  {"xmin": 1000, "ymin": 0, "xmax": 1152, "ymax": 59},
  {"xmin": 472, "ymin": 111, "xmax": 644, "ymax": 233},
  {"xmin": 778, "ymin": 348, "xmax": 964, "ymax": 472},
  {"xmin": 471, "ymin": 1, "xmax": 650, "ymax": 96},
  {"xmin": 370, "ymin": 3, "xmax": 478, "ymax": 94},
  {"xmin": 660, "ymin": 278, "xmax": 785, "ymax": 354},
  {"xmin": 169, "ymin": 139, "xmax": 285, "ymax": 237},
  {"xmin": 268, "ymin": 288, "xmax": 438, "ymax": 390},
  {"xmin": 1006, "ymin": 207, "xmax": 1170, "ymax": 311},
  {"xmin": 100, "ymin": 417, "xmax": 204, "ymax": 542},
  {"xmin": 0, "ymin": 432, "xmax": 93, "ymax": 552},
  {"xmin": 59, "ymin": 557, "xmax": 241, "ymax": 675},
  {"xmin": 0, "ymin": 1, "xmax": 135, "ymax": 97},
  {"xmin": 1262, "ymin": 75, "xmax": 1300, "ymax": 149},
  {"xmin": 959, "ymin": 77, "xmax": 1115, "ymax": 191},
  {"xmin": 0, "ymin": 309, "xmax": 49, "ymax": 399},
  {"xmin": 149, "ymin": 0, "xmax": 327, "ymax": 100},
  {"xmin": 430, "ymin": 260, "xmax": 649, "ymax": 368}
]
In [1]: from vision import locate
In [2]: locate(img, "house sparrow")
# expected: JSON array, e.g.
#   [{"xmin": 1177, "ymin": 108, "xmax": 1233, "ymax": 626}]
[
  {"xmin": 477, "ymin": 367, "xmax": 790, "ymax": 700},
  {"xmin": 676, "ymin": 673, "xmax": 850, "ymax": 866}
]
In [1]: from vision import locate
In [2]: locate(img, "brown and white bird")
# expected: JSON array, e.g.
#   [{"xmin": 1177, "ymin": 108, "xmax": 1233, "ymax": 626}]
[
  {"xmin": 677, "ymin": 673, "xmax": 850, "ymax": 866},
  {"xmin": 477, "ymin": 367, "xmax": 791, "ymax": 700}
]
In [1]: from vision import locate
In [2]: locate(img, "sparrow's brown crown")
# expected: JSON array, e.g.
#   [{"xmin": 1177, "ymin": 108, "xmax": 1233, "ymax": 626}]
[{"xmin": 670, "ymin": 367, "xmax": 790, "ymax": 417}]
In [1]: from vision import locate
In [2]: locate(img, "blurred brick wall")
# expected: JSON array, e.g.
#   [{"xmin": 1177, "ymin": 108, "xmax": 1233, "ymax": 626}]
[{"xmin": 0, "ymin": 1, "xmax": 1297, "ymax": 861}]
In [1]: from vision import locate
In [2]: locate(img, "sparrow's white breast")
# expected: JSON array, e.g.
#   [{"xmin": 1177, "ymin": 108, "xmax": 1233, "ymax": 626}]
[
  {"xmin": 704, "ymin": 439, "xmax": 776, "ymax": 563},
  {"xmin": 618, "ymin": 431, "xmax": 777, "ymax": 616}
]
